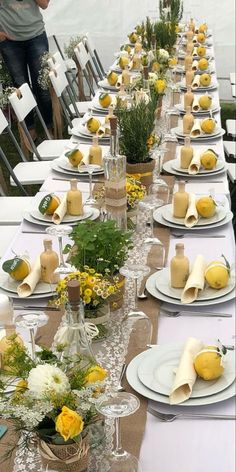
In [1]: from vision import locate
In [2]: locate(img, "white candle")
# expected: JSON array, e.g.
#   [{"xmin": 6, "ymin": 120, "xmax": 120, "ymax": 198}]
[{"xmin": 0, "ymin": 294, "xmax": 14, "ymax": 325}]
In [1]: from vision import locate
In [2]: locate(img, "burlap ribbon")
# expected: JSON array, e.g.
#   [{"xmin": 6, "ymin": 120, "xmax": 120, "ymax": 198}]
[{"xmin": 39, "ymin": 439, "xmax": 89, "ymax": 464}]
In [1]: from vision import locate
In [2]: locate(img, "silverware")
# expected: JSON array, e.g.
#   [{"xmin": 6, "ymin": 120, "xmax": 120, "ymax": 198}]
[
  {"xmin": 160, "ymin": 309, "xmax": 232, "ymax": 318},
  {"xmin": 148, "ymin": 406, "xmax": 236, "ymax": 422},
  {"xmin": 21, "ymin": 230, "xmax": 46, "ymax": 234},
  {"xmin": 147, "ymin": 343, "xmax": 235, "ymax": 350},
  {"xmin": 177, "ymin": 180, "xmax": 223, "ymax": 184},
  {"xmin": 14, "ymin": 306, "xmax": 60, "ymax": 311},
  {"xmin": 117, "ymin": 363, "xmax": 127, "ymax": 392},
  {"xmin": 52, "ymin": 177, "xmax": 103, "ymax": 182},
  {"xmin": 171, "ymin": 233, "xmax": 225, "ymax": 239}
]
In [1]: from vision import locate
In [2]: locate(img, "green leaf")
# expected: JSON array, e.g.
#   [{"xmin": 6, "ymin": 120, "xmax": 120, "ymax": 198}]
[
  {"xmin": 2, "ymin": 257, "xmax": 22, "ymax": 274},
  {"xmin": 38, "ymin": 194, "xmax": 52, "ymax": 215}
]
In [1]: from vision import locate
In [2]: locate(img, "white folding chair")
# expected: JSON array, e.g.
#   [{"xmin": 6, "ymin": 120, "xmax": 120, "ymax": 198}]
[
  {"xmin": 74, "ymin": 42, "xmax": 98, "ymax": 97},
  {"xmin": 0, "ymin": 225, "xmax": 19, "ymax": 259},
  {"xmin": 226, "ymin": 119, "xmax": 236, "ymax": 140},
  {"xmin": 8, "ymin": 83, "xmax": 69, "ymax": 161},
  {"xmin": 0, "ymin": 196, "xmax": 33, "ymax": 225},
  {"xmin": 223, "ymin": 141, "xmax": 236, "ymax": 159},
  {"xmin": 83, "ymin": 33, "xmax": 106, "ymax": 80}
]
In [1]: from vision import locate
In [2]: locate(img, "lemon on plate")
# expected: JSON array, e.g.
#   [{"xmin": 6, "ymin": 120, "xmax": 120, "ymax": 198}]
[
  {"xmin": 65, "ymin": 149, "xmax": 84, "ymax": 167},
  {"xmin": 99, "ymin": 93, "xmax": 112, "ymax": 108},
  {"xmin": 200, "ymin": 149, "xmax": 217, "ymax": 169},
  {"xmin": 201, "ymin": 117, "xmax": 216, "ymax": 134},
  {"xmin": 107, "ymin": 71, "xmax": 118, "ymax": 86},
  {"xmin": 205, "ymin": 256, "xmax": 230, "ymax": 289},
  {"xmin": 194, "ymin": 345, "xmax": 224, "ymax": 380},
  {"xmin": 198, "ymin": 58, "xmax": 209, "ymax": 71},
  {"xmin": 86, "ymin": 117, "xmax": 101, "ymax": 133},
  {"xmin": 199, "ymin": 94, "xmax": 212, "ymax": 110},
  {"xmin": 2, "ymin": 256, "xmax": 31, "ymax": 281},
  {"xmin": 38, "ymin": 194, "xmax": 61, "ymax": 215},
  {"xmin": 200, "ymin": 73, "xmax": 211, "ymax": 87},
  {"xmin": 196, "ymin": 196, "xmax": 216, "ymax": 218},
  {"xmin": 197, "ymin": 45, "xmax": 206, "ymax": 57}
]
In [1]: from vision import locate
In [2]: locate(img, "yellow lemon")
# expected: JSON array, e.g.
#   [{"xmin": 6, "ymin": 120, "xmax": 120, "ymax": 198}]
[
  {"xmin": 107, "ymin": 71, "xmax": 118, "ymax": 86},
  {"xmin": 65, "ymin": 149, "xmax": 84, "ymax": 167},
  {"xmin": 200, "ymin": 73, "xmax": 211, "ymax": 86},
  {"xmin": 199, "ymin": 94, "xmax": 212, "ymax": 110},
  {"xmin": 201, "ymin": 117, "xmax": 216, "ymax": 134},
  {"xmin": 205, "ymin": 259, "xmax": 230, "ymax": 289},
  {"xmin": 123, "ymin": 44, "xmax": 132, "ymax": 54},
  {"xmin": 38, "ymin": 194, "xmax": 61, "ymax": 215},
  {"xmin": 99, "ymin": 93, "xmax": 112, "ymax": 108},
  {"xmin": 197, "ymin": 45, "xmax": 206, "ymax": 57},
  {"xmin": 119, "ymin": 56, "xmax": 129, "ymax": 69},
  {"xmin": 129, "ymin": 32, "xmax": 138, "ymax": 44},
  {"xmin": 200, "ymin": 149, "xmax": 217, "ymax": 169},
  {"xmin": 194, "ymin": 346, "xmax": 224, "ymax": 380},
  {"xmin": 197, "ymin": 32, "xmax": 206, "ymax": 43},
  {"xmin": 199, "ymin": 23, "xmax": 208, "ymax": 34},
  {"xmin": 196, "ymin": 196, "xmax": 216, "ymax": 218},
  {"xmin": 0, "ymin": 332, "xmax": 25, "ymax": 372},
  {"xmin": 87, "ymin": 117, "xmax": 101, "ymax": 133},
  {"xmin": 2, "ymin": 256, "xmax": 31, "ymax": 281},
  {"xmin": 198, "ymin": 58, "xmax": 208, "ymax": 71}
]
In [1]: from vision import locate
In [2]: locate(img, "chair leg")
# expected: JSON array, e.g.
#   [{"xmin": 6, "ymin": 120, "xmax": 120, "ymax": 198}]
[
  {"xmin": 7, "ymin": 126, "xmax": 28, "ymax": 163},
  {"xmin": 0, "ymin": 147, "xmax": 29, "ymax": 196}
]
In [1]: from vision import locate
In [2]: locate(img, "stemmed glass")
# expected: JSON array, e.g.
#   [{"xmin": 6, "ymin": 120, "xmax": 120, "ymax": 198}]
[
  {"xmin": 15, "ymin": 312, "xmax": 49, "ymax": 361},
  {"xmin": 120, "ymin": 263, "xmax": 150, "ymax": 313},
  {"xmin": 45, "ymin": 225, "xmax": 73, "ymax": 275},
  {"xmin": 138, "ymin": 195, "xmax": 164, "ymax": 246},
  {"xmin": 96, "ymin": 392, "xmax": 142, "ymax": 472},
  {"xmin": 163, "ymin": 111, "xmax": 178, "ymax": 143},
  {"xmin": 79, "ymin": 164, "xmax": 101, "ymax": 205},
  {"xmin": 151, "ymin": 146, "xmax": 169, "ymax": 186}
]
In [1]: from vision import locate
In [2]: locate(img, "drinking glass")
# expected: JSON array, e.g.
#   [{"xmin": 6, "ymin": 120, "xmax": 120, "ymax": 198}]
[
  {"xmin": 45, "ymin": 225, "xmax": 73, "ymax": 274},
  {"xmin": 79, "ymin": 164, "xmax": 101, "ymax": 205},
  {"xmin": 96, "ymin": 392, "xmax": 142, "ymax": 472},
  {"xmin": 15, "ymin": 312, "xmax": 49, "ymax": 361},
  {"xmin": 148, "ymin": 182, "xmax": 170, "ymax": 206},
  {"xmin": 120, "ymin": 263, "xmax": 150, "ymax": 312},
  {"xmin": 163, "ymin": 112, "xmax": 178, "ymax": 143},
  {"xmin": 151, "ymin": 146, "xmax": 169, "ymax": 186},
  {"xmin": 138, "ymin": 195, "xmax": 164, "ymax": 245}
]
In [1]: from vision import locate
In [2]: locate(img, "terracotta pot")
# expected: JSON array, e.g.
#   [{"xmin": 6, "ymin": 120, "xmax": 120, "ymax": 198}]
[
  {"xmin": 126, "ymin": 160, "xmax": 155, "ymax": 187},
  {"xmin": 38, "ymin": 433, "xmax": 89, "ymax": 472}
]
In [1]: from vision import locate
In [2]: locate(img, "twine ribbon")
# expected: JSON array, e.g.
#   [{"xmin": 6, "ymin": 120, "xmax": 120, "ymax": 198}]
[
  {"xmin": 39, "ymin": 439, "xmax": 89, "ymax": 464},
  {"xmin": 54, "ymin": 322, "xmax": 99, "ymax": 345},
  {"xmin": 126, "ymin": 172, "xmax": 153, "ymax": 179}
]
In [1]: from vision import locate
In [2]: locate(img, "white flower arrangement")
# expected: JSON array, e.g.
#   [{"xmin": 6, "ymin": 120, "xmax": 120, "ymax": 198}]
[
  {"xmin": 157, "ymin": 48, "xmax": 170, "ymax": 63},
  {"xmin": 27, "ymin": 364, "xmax": 70, "ymax": 399}
]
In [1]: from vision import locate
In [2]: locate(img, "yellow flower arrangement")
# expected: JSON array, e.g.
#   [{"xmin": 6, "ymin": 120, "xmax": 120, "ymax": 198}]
[
  {"xmin": 56, "ymin": 406, "xmax": 84, "ymax": 441},
  {"xmin": 154, "ymin": 78, "xmax": 167, "ymax": 94},
  {"xmin": 95, "ymin": 177, "xmax": 146, "ymax": 211}
]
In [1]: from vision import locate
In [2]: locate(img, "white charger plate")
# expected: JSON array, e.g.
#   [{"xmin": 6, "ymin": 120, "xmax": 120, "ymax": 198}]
[
  {"xmin": 172, "ymin": 126, "xmax": 225, "ymax": 141},
  {"xmin": 51, "ymin": 160, "xmax": 105, "ymax": 178},
  {"xmin": 98, "ymin": 79, "xmax": 118, "ymax": 91},
  {"xmin": 161, "ymin": 204, "xmax": 226, "ymax": 227},
  {"xmin": 163, "ymin": 159, "xmax": 226, "ymax": 177},
  {"xmin": 171, "ymin": 158, "xmax": 224, "ymax": 174},
  {"xmin": 179, "ymin": 81, "xmax": 218, "ymax": 92},
  {"xmin": 57, "ymin": 159, "xmax": 103, "ymax": 175},
  {"xmin": 146, "ymin": 271, "xmax": 236, "ymax": 307},
  {"xmin": 126, "ymin": 348, "xmax": 236, "ymax": 406},
  {"xmin": 0, "ymin": 272, "xmax": 56, "ymax": 298},
  {"xmin": 23, "ymin": 207, "xmax": 100, "ymax": 227},
  {"xmin": 30, "ymin": 206, "xmax": 93, "ymax": 225},
  {"xmin": 137, "ymin": 344, "xmax": 235, "ymax": 398},
  {"xmin": 175, "ymin": 103, "xmax": 219, "ymax": 116},
  {"xmin": 153, "ymin": 205, "xmax": 233, "ymax": 230},
  {"xmin": 154, "ymin": 267, "xmax": 235, "ymax": 302}
]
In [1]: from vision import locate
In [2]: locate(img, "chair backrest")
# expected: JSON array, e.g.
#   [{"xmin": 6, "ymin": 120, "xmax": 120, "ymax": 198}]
[
  {"xmin": 48, "ymin": 52, "xmax": 67, "ymax": 74},
  {"xmin": 8, "ymin": 83, "xmax": 37, "ymax": 122},
  {"xmin": 84, "ymin": 33, "xmax": 96, "ymax": 59},
  {"xmin": 84, "ymin": 33, "xmax": 105, "ymax": 78},
  {"xmin": 0, "ymin": 108, "xmax": 8, "ymax": 134},
  {"xmin": 49, "ymin": 63, "xmax": 68, "ymax": 98},
  {"xmin": 74, "ymin": 41, "xmax": 90, "ymax": 70}
]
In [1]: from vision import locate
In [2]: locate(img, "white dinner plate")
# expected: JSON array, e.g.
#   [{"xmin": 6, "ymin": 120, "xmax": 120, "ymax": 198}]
[
  {"xmin": 126, "ymin": 348, "xmax": 236, "ymax": 406},
  {"xmin": 161, "ymin": 204, "xmax": 226, "ymax": 227},
  {"xmin": 51, "ymin": 160, "xmax": 105, "ymax": 178},
  {"xmin": 172, "ymin": 126, "xmax": 225, "ymax": 141},
  {"xmin": 98, "ymin": 79, "xmax": 118, "ymax": 91},
  {"xmin": 71, "ymin": 123, "xmax": 110, "ymax": 142},
  {"xmin": 171, "ymin": 158, "xmax": 224, "ymax": 174},
  {"xmin": 57, "ymin": 159, "xmax": 103, "ymax": 175},
  {"xmin": 153, "ymin": 205, "xmax": 233, "ymax": 230},
  {"xmin": 163, "ymin": 159, "xmax": 227, "ymax": 177},
  {"xmin": 30, "ymin": 206, "xmax": 93, "ymax": 224},
  {"xmin": 137, "ymin": 344, "xmax": 235, "ymax": 398},
  {"xmin": 23, "ymin": 207, "xmax": 100, "ymax": 227},
  {"xmin": 145, "ymin": 272, "xmax": 236, "ymax": 307},
  {"xmin": 59, "ymin": 143, "xmax": 107, "ymax": 167},
  {"xmin": 179, "ymin": 81, "xmax": 218, "ymax": 92},
  {"xmin": 174, "ymin": 103, "xmax": 219, "ymax": 116},
  {"xmin": 91, "ymin": 93, "xmax": 117, "ymax": 113},
  {"xmin": 154, "ymin": 267, "xmax": 235, "ymax": 302},
  {"xmin": 0, "ymin": 272, "xmax": 56, "ymax": 298}
]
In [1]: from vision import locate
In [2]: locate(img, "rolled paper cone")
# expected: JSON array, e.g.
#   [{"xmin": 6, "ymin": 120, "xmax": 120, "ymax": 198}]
[
  {"xmin": 192, "ymin": 35, "xmax": 198, "ymax": 44},
  {"xmin": 188, "ymin": 152, "xmax": 201, "ymax": 174},
  {"xmin": 52, "ymin": 194, "xmax": 67, "ymax": 225},
  {"xmin": 192, "ymin": 95, "xmax": 200, "ymax": 112},
  {"xmin": 184, "ymin": 193, "xmax": 199, "ymax": 227},
  {"xmin": 79, "ymin": 154, "xmax": 90, "ymax": 166},
  {"xmin": 169, "ymin": 337, "xmax": 204, "ymax": 404},
  {"xmin": 181, "ymin": 255, "xmax": 206, "ymax": 303},
  {"xmin": 192, "ymin": 47, "xmax": 198, "ymax": 57},
  {"xmin": 128, "ymin": 60, "xmax": 134, "ymax": 70},
  {"xmin": 192, "ymin": 60, "xmax": 199, "ymax": 71},
  {"xmin": 190, "ymin": 119, "xmax": 201, "ymax": 137},
  {"xmin": 115, "ymin": 74, "xmax": 123, "ymax": 88},
  {"xmin": 191, "ymin": 74, "xmax": 201, "ymax": 89},
  {"xmin": 17, "ymin": 257, "xmax": 41, "ymax": 298}
]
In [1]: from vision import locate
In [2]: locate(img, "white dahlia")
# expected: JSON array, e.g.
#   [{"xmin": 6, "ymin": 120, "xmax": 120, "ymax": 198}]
[
  {"xmin": 158, "ymin": 48, "xmax": 169, "ymax": 62},
  {"xmin": 27, "ymin": 364, "xmax": 70, "ymax": 399}
]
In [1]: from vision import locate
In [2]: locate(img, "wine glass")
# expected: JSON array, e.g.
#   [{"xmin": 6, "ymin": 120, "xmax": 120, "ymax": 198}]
[
  {"xmin": 96, "ymin": 392, "xmax": 142, "ymax": 472},
  {"xmin": 45, "ymin": 225, "xmax": 73, "ymax": 274},
  {"xmin": 148, "ymin": 182, "xmax": 170, "ymax": 206},
  {"xmin": 120, "ymin": 263, "xmax": 150, "ymax": 313},
  {"xmin": 80, "ymin": 164, "xmax": 101, "ymax": 205},
  {"xmin": 138, "ymin": 195, "xmax": 163, "ymax": 245},
  {"xmin": 163, "ymin": 112, "xmax": 179, "ymax": 143},
  {"xmin": 151, "ymin": 146, "xmax": 169, "ymax": 186},
  {"xmin": 15, "ymin": 312, "xmax": 49, "ymax": 361}
]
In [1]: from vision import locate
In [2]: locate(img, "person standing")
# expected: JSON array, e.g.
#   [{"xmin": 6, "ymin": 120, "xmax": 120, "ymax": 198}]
[{"xmin": 0, "ymin": 0, "xmax": 52, "ymax": 139}]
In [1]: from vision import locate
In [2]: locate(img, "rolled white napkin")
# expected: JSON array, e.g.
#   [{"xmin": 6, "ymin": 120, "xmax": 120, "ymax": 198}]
[
  {"xmin": 184, "ymin": 193, "xmax": 199, "ymax": 227},
  {"xmin": 181, "ymin": 255, "xmax": 206, "ymax": 304},
  {"xmin": 52, "ymin": 194, "xmax": 67, "ymax": 225},
  {"xmin": 169, "ymin": 337, "xmax": 204, "ymax": 404},
  {"xmin": 191, "ymin": 74, "xmax": 201, "ymax": 89},
  {"xmin": 192, "ymin": 47, "xmax": 198, "ymax": 57},
  {"xmin": 17, "ymin": 257, "xmax": 41, "ymax": 298},
  {"xmin": 192, "ymin": 60, "xmax": 199, "ymax": 71},
  {"xmin": 192, "ymin": 35, "xmax": 198, "ymax": 44},
  {"xmin": 116, "ymin": 74, "xmax": 123, "ymax": 88},
  {"xmin": 190, "ymin": 119, "xmax": 201, "ymax": 137},
  {"xmin": 188, "ymin": 152, "xmax": 201, "ymax": 174},
  {"xmin": 192, "ymin": 96, "xmax": 200, "ymax": 112}
]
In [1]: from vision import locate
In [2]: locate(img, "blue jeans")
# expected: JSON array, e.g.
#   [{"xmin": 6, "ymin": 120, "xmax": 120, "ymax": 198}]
[{"xmin": 0, "ymin": 32, "xmax": 52, "ymax": 129}]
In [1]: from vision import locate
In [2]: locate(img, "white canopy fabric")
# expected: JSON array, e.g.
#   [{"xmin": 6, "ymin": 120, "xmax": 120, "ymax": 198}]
[{"xmin": 43, "ymin": 0, "xmax": 235, "ymax": 100}]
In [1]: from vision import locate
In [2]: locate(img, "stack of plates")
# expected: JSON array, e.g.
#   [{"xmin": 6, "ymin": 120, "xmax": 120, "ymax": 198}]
[
  {"xmin": 71, "ymin": 116, "xmax": 110, "ymax": 142},
  {"xmin": 172, "ymin": 126, "xmax": 225, "ymax": 141},
  {"xmin": 174, "ymin": 102, "xmax": 219, "ymax": 116},
  {"xmin": 51, "ymin": 157, "xmax": 104, "ymax": 178},
  {"xmin": 126, "ymin": 343, "xmax": 235, "ymax": 406},
  {"xmin": 179, "ymin": 81, "xmax": 218, "ymax": 92},
  {"xmin": 163, "ymin": 159, "xmax": 226, "ymax": 177},
  {"xmin": 91, "ymin": 92, "xmax": 117, "ymax": 114},
  {"xmin": 98, "ymin": 79, "xmax": 118, "ymax": 91},
  {"xmin": 23, "ymin": 205, "xmax": 100, "ymax": 227},
  {"xmin": 0, "ymin": 272, "xmax": 56, "ymax": 299}
]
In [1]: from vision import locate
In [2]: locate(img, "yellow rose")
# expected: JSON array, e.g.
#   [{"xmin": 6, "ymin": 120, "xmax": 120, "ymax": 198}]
[
  {"xmin": 85, "ymin": 365, "xmax": 107, "ymax": 384},
  {"xmin": 55, "ymin": 406, "xmax": 84, "ymax": 442},
  {"xmin": 155, "ymin": 79, "xmax": 166, "ymax": 94}
]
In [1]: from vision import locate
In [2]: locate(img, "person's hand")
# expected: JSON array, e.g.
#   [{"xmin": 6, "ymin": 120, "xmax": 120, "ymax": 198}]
[{"xmin": 0, "ymin": 31, "xmax": 10, "ymax": 42}]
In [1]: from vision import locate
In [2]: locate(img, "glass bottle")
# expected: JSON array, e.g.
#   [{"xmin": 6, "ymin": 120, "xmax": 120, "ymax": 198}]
[
  {"xmin": 173, "ymin": 181, "xmax": 189, "ymax": 218},
  {"xmin": 183, "ymin": 106, "xmax": 194, "ymax": 134},
  {"xmin": 89, "ymin": 136, "xmax": 102, "ymax": 166},
  {"xmin": 170, "ymin": 243, "xmax": 190, "ymax": 288},
  {"xmin": 67, "ymin": 179, "xmax": 83, "ymax": 216},
  {"xmin": 65, "ymin": 279, "xmax": 96, "ymax": 364},
  {"xmin": 189, "ymin": 18, "xmax": 195, "ymax": 32},
  {"xmin": 184, "ymin": 85, "xmax": 194, "ymax": 109},
  {"xmin": 122, "ymin": 64, "xmax": 131, "ymax": 88},
  {"xmin": 117, "ymin": 83, "xmax": 128, "ymax": 109},
  {"xmin": 184, "ymin": 54, "xmax": 193, "ymax": 72},
  {"xmin": 186, "ymin": 29, "xmax": 194, "ymax": 42},
  {"xmin": 185, "ymin": 65, "xmax": 194, "ymax": 87},
  {"xmin": 40, "ymin": 239, "xmax": 59, "ymax": 284},
  {"xmin": 186, "ymin": 40, "xmax": 194, "ymax": 55},
  {"xmin": 180, "ymin": 137, "xmax": 194, "ymax": 169}
]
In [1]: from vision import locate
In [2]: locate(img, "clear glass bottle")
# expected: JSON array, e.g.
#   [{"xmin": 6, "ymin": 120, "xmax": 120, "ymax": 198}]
[
  {"xmin": 183, "ymin": 106, "xmax": 194, "ymax": 134},
  {"xmin": 89, "ymin": 136, "xmax": 102, "ymax": 166},
  {"xmin": 170, "ymin": 243, "xmax": 190, "ymax": 288},
  {"xmin": 65, "ymin": 279, "xmax": 96, "ymax": 365},
  {"xmin": 40, "ymin": 239, "xmax": 59, "ymax": 284},
  {"xmin": 122, "ymin": 65, "xmax": 131, "ymax": 88},
  {"xmin": 180, "ymin": 137, "xmax": 193, "ymax": 168},
  {"xmin": 184, "ymin": 85, "xmax": 194, "ymax": 109},
  {"xmin": 173, "ymin": 181, "xmax": 189, "ymax": 218},
  {"xmin": 67, "ymin": 179, "xmax": 83, "ymax": 216}
]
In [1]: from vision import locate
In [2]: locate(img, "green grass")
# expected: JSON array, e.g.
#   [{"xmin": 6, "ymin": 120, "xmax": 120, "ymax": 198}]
[{"xmin": 220, "ymin": 101, "xmax": 236, "ymax": 136}]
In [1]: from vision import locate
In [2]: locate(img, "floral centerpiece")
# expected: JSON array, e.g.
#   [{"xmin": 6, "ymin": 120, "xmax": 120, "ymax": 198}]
[
  {"xmin": 0, "ymin": 335, "xmax": 107, "ymax": 471},
  {"xmin": 94, "ymin": 177, "xmax": 146, "ymax": 212}
]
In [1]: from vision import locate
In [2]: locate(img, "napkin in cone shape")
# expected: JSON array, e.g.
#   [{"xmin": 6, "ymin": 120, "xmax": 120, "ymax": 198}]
[
  {"xmin": 192, "ymin": 35, "xmax": 198, "ymax": 44},
  {"xmin": 169, "ymin": 337, "xmax": 204, "ymax": 404},
  {"xmin": 52, "ymin": 193, "xmax": 67, "ymax": 225},
  {"xmin": 192, "ymin": 95, "xmax": 200, "ymax": 112},
  {"xmin": 17, "ymin": 256, "xmax": 41, "ymax": 298},
  {"xmin": 181, "ymin": 254, "xmax": 206, "ymax": 304},
  {"xmin": 192, "ymin": 60, "xmax": 199, "ymax": 71},
  {"xmin": 192, "ymin": 74, "xmax": 201, "ymax": 89},
  {"xmin": 116, "ymin": 74, "xmax": 123, "ymax": 88},
  {"xmin": 190, "ymin": 119, "xmax": 201, "ymax": 137},
  {"xmin": 192, "ymin": 47, "xmax": 198, "ymax": 57},
  {"xmin": 184, "ymin": 193, "xmax": 199, "ymax": 227},
  {"xmin": 188, "ymin": 152, "xmax": 201, "ymax": 174}
]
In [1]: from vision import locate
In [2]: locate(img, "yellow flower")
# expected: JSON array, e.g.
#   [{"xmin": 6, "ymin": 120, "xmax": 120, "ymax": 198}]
[
  {"xmin": 84, "ymin": 288, "xmax": 93, "ymax": 297},
  {"xmin": 169, "ymin": 57, "xmax": 177, "ymax": 66},
  {"xmin": 85, "ymin": 365, "xmax": 107, "ymax": 384},
  {"xmin": 55, "ymin": 406, "xmax": 84, "ymax": 441},
  {"xmin": 152, "ymin": 61, "xmax": 160, "ymax": 72},
  {"xmin": 154, "ymin": 79, "xmax": 166, "ymax": 94},
  {"xmin": 16, "ymin": 379, "xmax": 28, "ymax": 392},
  {"xmin": 84, "ymin": 296, "xmax": 91, "ymax": 304}
]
